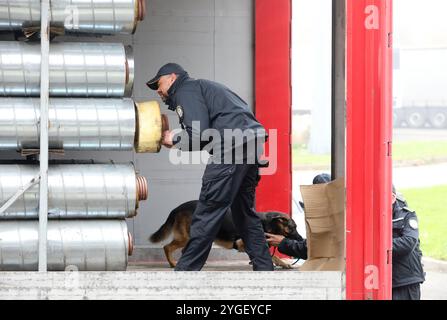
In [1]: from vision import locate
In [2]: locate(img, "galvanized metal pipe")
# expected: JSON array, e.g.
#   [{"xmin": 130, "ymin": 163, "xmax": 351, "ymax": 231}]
[
  {"xmin": 0, "ymin": 41, "xmax": 134, "ymax": 97},
  {"xmin": 0, "ymin": 164, "xmax": 146, "ymax": 219},
  {"xmin": 0, "ymin": 98, "xmax": 136, "ymax": 151},
  {"xmin": 0, "ymin": 0, "xmax": 146, "ymax": 35},
  {"xmin": 0, "ymin": 98, "xmax": 165, "ymax": 153},
  {"xmin": 0, "ymin": 220, "xmax": 131, "ymax": 271}
]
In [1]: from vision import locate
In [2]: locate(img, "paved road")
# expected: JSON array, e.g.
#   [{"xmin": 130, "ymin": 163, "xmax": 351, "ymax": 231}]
[
  {"xmin": 422, "ymin": 271, "xmax": 447, "ymax": 300},
  {"xmin": 293, "ymin": 162, "xmax": 447, "ymax": 192},
  {"xmin": 392, "ymin": 163, "xmax": 447, "ymax": 189},
  {"xmin": 394, "ymin": 128, "xmax": 447, "ymax": 142}
]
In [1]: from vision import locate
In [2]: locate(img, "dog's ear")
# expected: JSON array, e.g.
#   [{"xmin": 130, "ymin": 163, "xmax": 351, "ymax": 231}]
[
  {"xmin": 288, "ymin": 217, "xmax": 298, "ymax": 229},
  {"xmin": 271, "ymin": 216, "xmax": 289, "ymax": 224},
  {"xmin": 268, "ymin": 212, "xmax": 287, "ymax": 220}
]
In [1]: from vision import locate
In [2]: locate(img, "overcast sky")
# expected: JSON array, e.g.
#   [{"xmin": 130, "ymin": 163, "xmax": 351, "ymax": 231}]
[
  {"xmin": 291, "ymin": 0, "xmax": 447, "ymax": 111},
  {"xmin": 395, "ymin": 0, "xmax": 447, "ymax": 48}
]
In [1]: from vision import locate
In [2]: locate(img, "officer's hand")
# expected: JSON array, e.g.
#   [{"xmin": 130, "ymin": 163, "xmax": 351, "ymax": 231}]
[
  {"xmin": 265, "ymin": 233, "xmax": 285, "ymax": 247},
  {"xmin": 161, "ymin": 130, "xmax": 174, "ymax": 148}
]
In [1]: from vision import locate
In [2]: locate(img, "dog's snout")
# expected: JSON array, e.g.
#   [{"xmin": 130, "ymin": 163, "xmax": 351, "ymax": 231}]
[{"xmin": 288, "ymin": 229, "xmax": 301, "ymax": 241}]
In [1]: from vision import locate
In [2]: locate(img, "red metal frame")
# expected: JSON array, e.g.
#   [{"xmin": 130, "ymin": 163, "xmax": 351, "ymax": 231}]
[
  {"xmin": 346, "ymin": 0, "xmax": 393, "ymax": 300},
  {"xmin": 255, "ymin": 0, "xmax": 393, "ymax": 299},
  {"xmin": 255, "ymin": 0, "xmax": 292, "ymax": 216}
]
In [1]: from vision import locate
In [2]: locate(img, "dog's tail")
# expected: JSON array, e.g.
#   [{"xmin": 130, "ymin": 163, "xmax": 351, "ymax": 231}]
[{"xmin": 149, "ymin": 209, "xmax": 177, "ymax": 243}]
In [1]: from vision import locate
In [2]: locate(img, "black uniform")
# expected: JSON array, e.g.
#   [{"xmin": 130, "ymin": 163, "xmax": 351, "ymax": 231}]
[
  {"xmin": 165, "ymin": 71, "xmax": 273, "ymax": 271},
  {"xmin": 392, "ymin": 201, "xmax": 425, "ymax": 300},
  {"xmin": 278, "ymin": 237, "xmax": 308, "ymax": 261}
]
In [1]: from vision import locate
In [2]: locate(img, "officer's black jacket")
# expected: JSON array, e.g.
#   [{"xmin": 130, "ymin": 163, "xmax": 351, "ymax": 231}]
[
  {"xmin": 392, "ymin": 201, "xmax": 425, "ymax": 288},
  {"xmin": 278, "ymin": 236, "xmax": 308, "ymax": 260},
  {"xmin": 165, "ymin": 72, "xmax": 266, "ymax": 154}
]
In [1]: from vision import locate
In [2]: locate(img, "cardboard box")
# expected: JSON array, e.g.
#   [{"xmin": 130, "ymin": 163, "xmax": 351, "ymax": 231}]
[{"xmin": 299, "ymin": 178, "xmax": 345, "ymax": 271}]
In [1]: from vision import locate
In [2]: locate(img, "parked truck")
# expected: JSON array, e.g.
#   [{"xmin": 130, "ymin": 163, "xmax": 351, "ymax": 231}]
[{"xmin": 394, "ymin": 47, "xmax": 447, "ymax": 129}]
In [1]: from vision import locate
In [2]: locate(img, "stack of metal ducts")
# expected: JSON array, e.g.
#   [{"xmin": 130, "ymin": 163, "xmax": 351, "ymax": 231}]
[
  {"xmin": 0, "ymin": 163, "xmax": 146, "ymax": 271},
  {"xmin": 0, "ymin": 1, "xmax": 162, "ymax": 271}
]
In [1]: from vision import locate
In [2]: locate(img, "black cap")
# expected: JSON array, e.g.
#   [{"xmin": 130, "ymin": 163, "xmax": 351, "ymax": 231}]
[
  {"xmin": 146, "ymin": 63, "xmax": 186, "ymax": 90},
  {"xmin": 313, "ymin": 173, "xmax": 331, "ymax": 185}
]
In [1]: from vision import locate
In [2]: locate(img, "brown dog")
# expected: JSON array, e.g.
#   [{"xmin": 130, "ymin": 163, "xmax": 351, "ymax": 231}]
[{"xmin": 149, "ymin": 200, "xmax": 302, "ymax": 269}]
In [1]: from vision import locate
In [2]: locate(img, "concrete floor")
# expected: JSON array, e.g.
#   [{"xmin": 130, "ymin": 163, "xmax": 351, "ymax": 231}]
[
  {"xmin": 421, "ymin": 271, "xmax": 447, "ymax": 300},
  {"xmin": 0, "ymin": 264, "xmax": 344, "ymax": 300},
  {"xmin": 128, "ymin": 259, "xmax": 447, "ymax": 300},
  {"xmin": 128, "ymin": 259, "xmax": 304, "ymax": 272}
]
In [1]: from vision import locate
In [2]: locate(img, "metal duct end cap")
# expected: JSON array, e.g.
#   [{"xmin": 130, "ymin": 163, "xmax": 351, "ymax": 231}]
[
  {"xmin": 125, "ymin": 46, "xmax": 135, "ymax": 96},
  {"xmin": 131, "ymin": 0, "xmax": 146, "ymax": 34},
  {"xmin": 128, "ymin": 232, "xmax": 134, "ymax": 256},
  {"xmin": 138, "ymin": 0, "xmax": 147, "ymax": 21},
  {"xmin": 136, "ymin": 175, "xmax": 148, "ymax": 202},
  {"xmin": 135, "ymin": 101, "xmax": 162, "ymax": 153}
]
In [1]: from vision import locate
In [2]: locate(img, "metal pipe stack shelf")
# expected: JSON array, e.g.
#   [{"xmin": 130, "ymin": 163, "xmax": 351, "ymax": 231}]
[{"xmin": 0, "ymin": 0, "xmax": 163, "ymax": 271}]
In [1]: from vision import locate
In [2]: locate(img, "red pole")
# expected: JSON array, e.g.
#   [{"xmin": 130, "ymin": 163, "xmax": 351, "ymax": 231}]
[
  {"xmin": 255, "ymin": 0, "xmax": 292, "ymax": 216},
  {"xmin": 346, "ymin": 0, "xmax": 393, "ymax": 300}
]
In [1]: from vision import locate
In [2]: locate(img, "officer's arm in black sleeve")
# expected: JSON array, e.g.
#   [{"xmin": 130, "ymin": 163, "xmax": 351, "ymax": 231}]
[
  {"xmin": 172, "ymin": 90, "xmax": 210, "ymax": 152},
  {"xmin": 278, "ymin": 238, "xmax": 308, "ymax": 260},
  {"xmin": 393, "ymin": 212, "xmax": 419, "ymax": 258}
]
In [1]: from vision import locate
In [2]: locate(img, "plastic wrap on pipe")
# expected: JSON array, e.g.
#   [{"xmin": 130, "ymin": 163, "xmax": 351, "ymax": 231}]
[
  {"xmin": 0, "ymin": 98, "xmax": 165, "ymax": 152},
  {"xmin": 0, "ymin": 220, "xmax": 131, "ymax": 271},
  {"xmin": 0, "ymin": 42, "xmax": 134, "ymax": 97},
  {"xmin": 135, "ymin": 101, "xmax": 165, "ymax": 153},
  {"xmin": 0, "ymin": 164, "xmax": 149, "ymax": 219},
  {"xmin": 0, "ymin": 0, "xmax": 146, "ymax": 35}
]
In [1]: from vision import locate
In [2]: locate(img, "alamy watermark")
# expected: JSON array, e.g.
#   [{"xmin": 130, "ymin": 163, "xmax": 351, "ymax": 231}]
[
  {"xmin": 167, "ymin": 121, "xmax": 278, "ymax": 176},
  {"xmin": 8, "ymin": 3, "xmax": 81, "ymax": 30},
  {"xmin": 63, "ymin": 5, "xmax": 80, "ymax": 30}
]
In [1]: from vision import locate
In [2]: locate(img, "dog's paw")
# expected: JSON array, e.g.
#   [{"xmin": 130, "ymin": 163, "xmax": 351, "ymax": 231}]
[
  {"xmin": 274, "ymin": 262, "xmax": 293, "ymax": 269},
  {"xmin": 272, "ymin": 256, "xmax": 295, "ymax": 270},
  {"xmin": 234, "ymin": 239, "xmax": 245, "ymax": 252}
]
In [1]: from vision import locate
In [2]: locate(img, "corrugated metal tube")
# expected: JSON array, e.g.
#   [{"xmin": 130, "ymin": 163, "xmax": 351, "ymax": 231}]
[
  {"xmin": 0, "ymin": 220, "xmax": 131, "ymax": 271},
  {"xmin": 0, "ymin": 98, "xmax": 136, "ymax": 151},
  {"xmin": 0, "ymin": 98, "xmax": 165, "ymax": 152},
  {"xmin": 0, "ymin": 41, "xmax": 133, "ymax": 97},
  {"xmin": 0, "ymin": 0, "xmax": 146, "ymax": 35},
  {"xmin": 0, "ymin": 164, "xmax": 148, "ymax": 219}
]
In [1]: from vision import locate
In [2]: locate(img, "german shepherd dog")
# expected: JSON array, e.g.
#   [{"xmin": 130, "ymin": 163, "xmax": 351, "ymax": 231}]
[{"xmin": 149, "ymin": 200, "xmax": 302, "ymax": 269}]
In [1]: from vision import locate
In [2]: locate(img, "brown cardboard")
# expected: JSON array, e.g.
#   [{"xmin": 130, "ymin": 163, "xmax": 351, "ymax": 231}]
[{"xmin": 299, "ymin": 178, "xmax": 345, "ymax": 271}]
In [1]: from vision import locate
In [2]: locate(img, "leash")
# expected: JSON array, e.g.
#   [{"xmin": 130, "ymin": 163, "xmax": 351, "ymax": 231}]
[
  {"xmin": 291, "ymin": 259, "xmax": 300, "ymax": 266},
  {"xmin": 271, "ymin": 246, "xmax": 301, "ymax": 266}
]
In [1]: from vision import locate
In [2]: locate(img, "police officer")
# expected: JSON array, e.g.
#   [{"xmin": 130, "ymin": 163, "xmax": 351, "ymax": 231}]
[
  {"xmin": 146, "ymin": 63, "xmax": 274, "ymax": 271},
  {"xmin": 264, "ymin": 173, "xmax": 331, "ymax": 260},
  {"xmin": 392, "ymin": 185, "xmax": 425, "ymax": 300}
]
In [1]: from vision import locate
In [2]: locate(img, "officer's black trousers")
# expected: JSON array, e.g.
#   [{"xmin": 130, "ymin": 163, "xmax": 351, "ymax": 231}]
[
  {"xmin": 174, "ymin": 163, "xmax": 274, "ymax": 271},
  {"xmin": 392, "ymin": 283, "xmax": 421, "ymax": 300}
]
